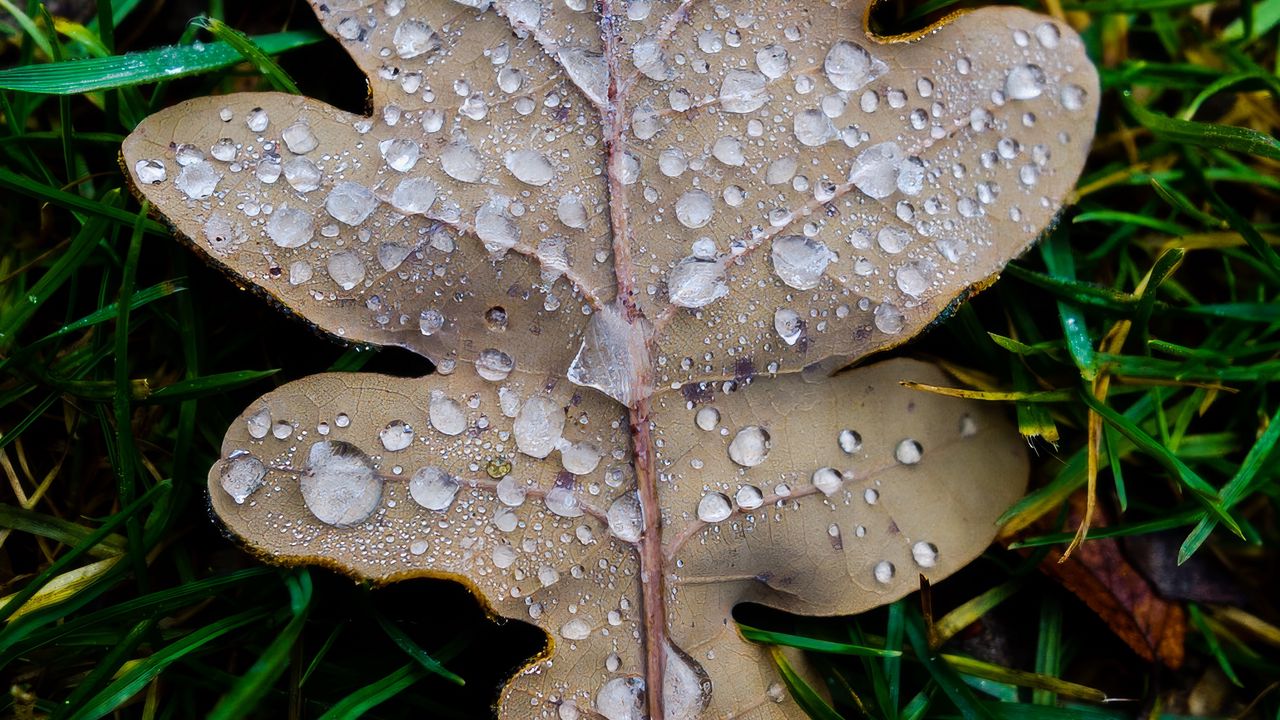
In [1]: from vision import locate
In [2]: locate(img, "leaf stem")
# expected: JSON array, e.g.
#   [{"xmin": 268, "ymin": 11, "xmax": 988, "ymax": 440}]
[{"xmin": 630, "ymin": 396, "xmax": 668, "ymax": 719}]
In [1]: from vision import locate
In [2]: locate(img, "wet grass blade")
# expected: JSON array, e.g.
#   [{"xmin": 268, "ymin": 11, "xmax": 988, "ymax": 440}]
[
  {"xmin": 373, "ymin": 608, "xmax": 466, "ymax": 686},
  {"xmin": 0, "ymin": 30, "xmax": 324, "ymax": 94},
  {"xmin": 741, "ymin": 624, "xmax": 903, "ymax": 658},
  {"xmin": 317, "ymin": 663, "xmax": 427, "ymax": 720},
  {"xmin": 767, "ymin": 646, "xmax": 844, "ymax": 720}
]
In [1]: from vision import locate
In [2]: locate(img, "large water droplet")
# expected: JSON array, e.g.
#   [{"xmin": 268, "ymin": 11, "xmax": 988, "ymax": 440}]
[
  {"xmin": 596, "ymin": 677, "xmax": 646, "ymax": 720},
  {"xmin": 475, "ymin": 197, "xmax": 521, "ymax": 255},
  {"xmin": 504, "ymin": 150, "xmax": 555, "ymax": 186},
  {"xmin": 428, "ymin": 391, "xmax": 466, "ymax": 436},
  {"xmin": 266, "ymin": 206, "xmax": 314, "ymax": 248},
  {"xmin": 811, "ymin": 467, "xmax": 843, "ymax": 496},
  {"xmin": 912, "ymin": 541, "xmax": 938, "ymax": 568},
  {"xmin": 134, "ymin": 159, "xmax": 166, "ymax": 184},
  {"xmin": 1005, "ymin": 63, "xmax": 1046, "ymax": 100},
  {"xmin": 562, "ymin": 441, "xmax": 603, "ymax": 475},
  {"xmin": 735, "ymin": 485, "xmax": 764, "ymax": 510},
  {"xmin": 696, "ymin": 492, "xmax": 732, "ymax": 522},
  {"xmin": 848, "ymin": 141, "xmax": 904, "ymax": 200},
  {"xmin": 560, "ymin": 618, "xmax": 592, "ymax": 641},
  {"xmin": 217, "ymin": 452, "xmax": 266, "ymax": 504},
  {"xmin": 281, "ymin": 123, "xmax": 318, "ymax": 154},
  {"xmin": 694, "ymin": 407, "xmax": 719, "ymax": 431},
  {"xmin": 379, "ymin": 138, "xmax": 420, "ymax": 172},
  {"xmin": 838, "ymin": 429, "xmax": 862, "ymax": 454},
  {"xmin": 824, "ymin": 40, "xmax": 886, "ymax": 92},
  {"xmin": 476, "ymin": 348, "xmax": 515, "ymax": 382},
  {"xmin": 379, "ymin": 420, "xmax": 414, "ymax": 452},
  {"xmin": 607, "ymin": 492, "xmax": 643, "ymax": 542},
  {"xmin": 513, "ymin": 396, "xmax": 564, "ymax": 459},
  {"xmin": 771, "ymin": 235, "xmax": 833, "ymax": 290},
  {"xmin": 175, "ymin": 161, "xmax": 219, "ymax": 199},
  {"xmin": 300, "ymin": 440, "xmax": 382, "ymax": 527},
  {"xmin": 719, "ymin": 69, "xmax": 767, "ymax": 113},
  {"xmin": 755, "ymin": 44, "xmax": 789, "ymax": 79},
  {"xmin": 393, "ymin": 19, "xmax": 440, "ymax": 59},
  {"xmin": 326, "ymin": 251, "xmax": 365, "ymax": 291},
  {"xmin": 409, "ymin": 465, "xmax": 459, "ymax": 510},
  {"xmin": 546, "ymin": 482, "xmax": 584, "ymax": 518},
  {"xmin": 793, "ymin": 109, "xmax": 835, "ymax": 147},
  {"xmin": 558, "ymin": 48, "xmax": 608, "ymax": 105},
  {"xmin": 325, "ymin": 182, "xmax": 378, "ymax": 226},
  {"xmin": 440, "ymin": 137, "xmax": 484, "ymax": 183},
  {"xmin": 873, "ymin": 560, "xmax": 895, "ymax": 584},
  {"xmin": 390, "ymin": 177, "xmax": 437, "ymax": 215},
  {"xmin": 895, "ymin": 438, "xmax": 923, "ymax": 464},
  {"xmin": 728, "ymin": 426, "xmax": 771, "ymax": 467},
  {"xmin": 873, "ymin": 302, "xmax": 905, "ymax": 335},
  {"xmin": 557, "ymin": 194, "xmax": 589, "ymax": 229},
  {"xmin": 666, "ymin": 256, "xmax": 728, "ymax": 308},
  {"xmin": 674, "ymin": 190, "xmax": 714, "ymax": 229},
  {"xmin": 246, "ymin": 407, "xmax": 271, "ymax": 439}
]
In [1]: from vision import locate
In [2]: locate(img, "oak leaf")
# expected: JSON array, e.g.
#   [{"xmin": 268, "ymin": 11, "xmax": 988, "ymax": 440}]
[{"xmin": 121, "ymin": 0, "xmax": 1098, "ymax": 716}]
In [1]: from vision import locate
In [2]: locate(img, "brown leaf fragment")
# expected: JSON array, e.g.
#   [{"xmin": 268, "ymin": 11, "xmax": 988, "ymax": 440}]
[{"xmin": 1039, "ymin": 494, "xmax": 1186, "ymax": 669}]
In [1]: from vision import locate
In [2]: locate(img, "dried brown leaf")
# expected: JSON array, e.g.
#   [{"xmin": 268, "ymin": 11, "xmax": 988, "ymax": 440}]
[{"xmin": 121, "ymin": 0, "xmax": 1097, "ymax": 715}]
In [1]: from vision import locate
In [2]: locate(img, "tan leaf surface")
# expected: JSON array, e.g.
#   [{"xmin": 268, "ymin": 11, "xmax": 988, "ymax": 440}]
[
  {"xmin": 211, "ymin": 358, "xmax": 1026, "ymax": 717},
  {"xmin": 122, "ymin": 0, "xmax": 1094, "ymax": 716}
]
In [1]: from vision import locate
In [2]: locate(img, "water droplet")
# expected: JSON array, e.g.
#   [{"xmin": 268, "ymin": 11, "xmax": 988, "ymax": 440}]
[
  {"xmin": 558, "ymin": 48, "xmax": 608, "ymax": 105},
  {"xmin": 873, "ymin": 560, "xmax": 895, "ymax": 584},
  {"xmin": 755, "ymin": 44, "xmax": 789, "ymax": 79},
  {"xmin": 245, "ymin": 107, "xmax": 269, "ymax": 132},
  {"xmin": 674, "ymin": 190, "xmax": 714, "ymax": 229},
  {"xmin": 666, "ymin": 256, "xmax": 727, "ymax": 308},
  {"xmin": 440, "ymin": 137, "xmax": 484, "ymax": 183},
  {"xmin": 379, "ymin": 138, "xmax": 420, "ymax": 172},
  {"xmin": 428, "ymin": 391, "xmax": 466, "ymax": 436},
  {"xmin": 491, "ymin": 543, "xmax": 517, "ymax": 569},
  {"xmin": 284, "ymin": 157, "xmax": 321, "ymax": 192},
  {"xmin": 771, "ymin": 235, "xmax": 833, "ymax": 290},
  {"xmin": 735, "ymin": 485, "xmax": 763, "ymax": 510},
  {"xmin": 266, "ymin": 206, "xmax": 314, "ymax": 248},
  {"xmin": 379, "ymin": 420, "xmax": 414, "ymax": 452},
  {"xmin": 793, "ymin": 109, "xmax": 835, "ymax": 147},
  {"xmin": 514, "ymin": 396, "xmax": 564, "ymax": 459},
  {"xmin": 272, "ymin": 420, "xmax": 294, "ymax": 440},
  {"xmin": 475, "ymin": 348, "xmax": 515, "ymax": 382},
  {"xmin": 300, "ymin": 440, "xmax": 382, "ymax": 527},
  {"xmin": 281, "ymin": 122, "xmax": 318, "ymax": 154},
  {"xmin": 838, "ymin": 429, "xmax": 862, "ymax": 454},
  {"xmin": 217, "ymin": 452, "xmax": 266, "ymax": 504},
  {"xmin": 134, "ymin": 159, "xmax": 166, "ymax": 184},
  {"xmin": 504, "ymin": 150, "xmax": 555, "ymax": 186},
  {"xmin": 912, "ymin": 541, "xmax": 938, "ymax": 568},
  {"xmin": 393, "ymin": 19, "xmax": 440, "ymax": 58},
  {"xmin": 596, "ymin": 677, "xmax": 646, "ymax": 720},
  {"xmin": 409, "ymin": 539, "xmax": 429, "ymax": 555},
  {"xmin": 848, "ymin": 141, "xmax": 903, "ymax": 200},
  {"xmin": 496, "ymin": 475, "xmax": 527, "ymax": 507},
  {"xmin": 1060, "ymin": 84, "xmax": 1087, "ymax": 112},
  {"xmin": 475, "ymin": 197, "xmax": 520, "ymax": 255},
  {"xmin": 1005, "ymin": 63, "xmax": 1046, "ymax": 100},
  {"xmin": 546, "ymin": 483, "xmax": 584, "ymax": 518},
  {"xmin": 773, "ymin": 308, "xmax": 802, "ymax": 345},
  {"xmin": 1034, "ymin": 22, "xmax": 1061, "ymax": 48},
  {"xmin": 895, "ymin": 438, "xmax": 923, "ymax": 464},
  {"xmin": 556, "ymin": 194, "xmax": 589, "ymax": 229},
  {"xmin": 824, "ymin": 40, "xmax": 886, "ymax": 92},
  {"xmin": 562, "ymin": 441, "xmax": 603, "ymax": 475},
  {"xmin": 696, "ymin": 492, "xmax": 732, "ymax": 523},
  {"xmin": 811, "ymin": 467, "xmax": 843, "ymax": 496},
  {"xmin": 896, "ymin": 261, "xmax": 929, "ymax": 296},
  {"xmin": 728, "ymin": 426, "xmax": 771, "ymax": 467},
  {"xmin": 326, "ymin": 251, "xmax": 365, "ymax": 291},
  {"xmin": 695, "ymin": 407, "xmax": 719, "ymax": 431},
  {"xmin": 175, "ymin": 161, "xmax": 219, "ymax": 200},
  {"xmin": 873, "ymin": 303, "xmax": 905, "ymax": 335},
  {"xmin": 719, "ymin": 69, "xmax": 767, "ymax": 113},
  {"xmin": 960, "ymin": 414, "xmax": 979, "ymax": 438},
  {"xmin": 607, "ymin": 492, "xmax": 643, "ymax": 542},
  {"xmin": 388, "ymin": 176, "xmax": 437, "ymax": 215},
  {"xmin": 712, "ymin": 136, "xmax": 745, "ymax": 166},
  {"xmin": 325, "ymin": 182, "xmax": 377, "ymax": 226},
  {"xmin": 246, "ymin": 407, "xmax": 271, "ymax": 439},
  {"xmin": 409, "ymin": 465, "xmax": 459, "ymax": 510}
]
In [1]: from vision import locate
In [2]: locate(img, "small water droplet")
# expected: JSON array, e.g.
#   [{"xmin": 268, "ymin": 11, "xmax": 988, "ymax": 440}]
[
  {"xmin": 894, "ymin": 438, "xmax": 923, "ymax": 465},
  {"xmin": 607, "ymin": 492, "xmax": 643, "ymax": 542},
  {"xmin": 811, "ymin": 467, "xmax": 843, "ymax": 496},
  {"xmin": 912, "ymin": 541, "xmax": 938, "ymax": 568},
  {"xmin": 379, "ymin": 420, "xmax": 414, "ymax": 451},
  {"xmin": 695, "ymin": 407, "xmax": 719, "ymax": 431},
  {"xmin": 873, "ymin": 560, "xmax": 895, "ymax": 584},
  {"xmin": 735, "ymin": 485, "xmax": 764, "ymax": 510}
]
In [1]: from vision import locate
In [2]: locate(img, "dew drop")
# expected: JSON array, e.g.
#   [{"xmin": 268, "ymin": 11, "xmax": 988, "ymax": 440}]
[
  {"xmin": 1005, "ymin": 63, "xmax": 1046, "ymax": 100},
  {"xmin": 894, "ymin": 438, "xmax": 923, "ymax": 465},
  {"xmin": 912, "ymin": 541, "xmax": 938, "ymax": 568},
  {"xmin": 475, "ymin": 348, "xmax": 515, "ymax": 382},
  {"xmin": 408, "ymin": 465, "xmax": 459, "ymax": 511},
  {"xmin": 728, "ymin": 426, "xmax": 770, "ymax": 467},
  {"xmin": 246, "ymin": 407, "xmax": 271, "ymax": 439},
  {"xmin": 873, "ymin": 560, "xmax": 895, "ymax": 584},
  {"xmin": 134, "ymin": 159, "xmax": 166, "ymax": 184},
  {"xmin": 504, "ymin": 149, "xmax": 555, "ymax": 186},
  {"xmin": 217, "ymin": 452, "xmax": 267, "ymax": 504},
  {"xmin": 734, "ymin": 485, "xmax": 764, "ymax": 510},
  {"xmin": 694, "ymin": 407, "xmax": 719, "ymax": 431},
  {"xmin": 281, "ymin": 122, "xmax": 318, "ymax": 154},
  {"xmin": 428, "ymin": 391, "xmax": 466, "ymax": 436},
  {"xmin": 719, "ymin": 69, "xmax": 767, "ymax": 113},
  {"xmin": 696, "ymin": 492, "xmax": 732, "ymax": 523},
  {"xmin": 607, "ymin": 492, "xmax": 643, "ymax": 542},
  {"xmin": 773, "ymin": 307, "xmax": 802, "ymax": 346},
  {"xmin": 265, "ymin": 206, "xmax": 314, "ymax": 248},
  {"xmin": 771, "ymin": 235, "xmax": 833, "ymax": 290},
  {"xmin": 838, "ymin": 429, "xmax": 862, "ymax": 454},
  {"xmin": 325, "ymin": 181, "xmax": 378, "ymax": 226},
  {"xmin": 514, "ymin": 396, "xmax": 564, "ymax": 459},
  {"xmin": 300, "ymin": 440, "xmax": 382, "ymax": 527},
  {"xmin": 811, "ymin": 467, "xmax": 843, "ymax": 496},
  {"xmin": 379, "ymin": 420, "xmax": 414, "ymax": 452},
  {"xmin": 824, "ymin": 40, "xmax": 886, "ymax": 92}
]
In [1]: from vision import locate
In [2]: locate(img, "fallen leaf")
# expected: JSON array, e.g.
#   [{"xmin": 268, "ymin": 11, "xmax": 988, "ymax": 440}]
[
  {"xmin": 1040, "ymin": 494, "xmax": 1187, "ymax": 669},
  {"xmin": 121, "ymin": 0, "xmax": 1097, "ymax": 715}
]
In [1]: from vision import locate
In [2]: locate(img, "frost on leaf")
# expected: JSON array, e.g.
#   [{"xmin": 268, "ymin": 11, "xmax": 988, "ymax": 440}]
[{"xmin": 122, "ymin": 0, "xmax": 1097, "ymax": 716}]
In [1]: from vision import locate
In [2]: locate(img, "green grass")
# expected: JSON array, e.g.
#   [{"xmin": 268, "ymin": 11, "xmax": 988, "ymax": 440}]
[{"xmin": 1, "ymin": 1, "xmax": 1278, "ymax": 718}]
